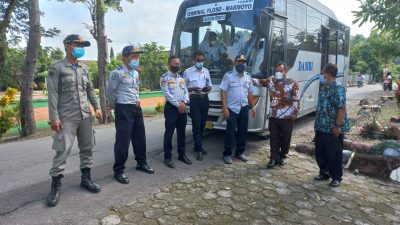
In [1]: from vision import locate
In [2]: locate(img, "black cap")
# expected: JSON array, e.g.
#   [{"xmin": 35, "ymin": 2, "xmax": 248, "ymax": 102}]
[
  {"xmin": 63, "ymin": 34, "xmax": 91, "ymax": 47},
  {"xmin": 122, "ymin": 45, "xmax": 143, "ymax": 56},
  {"xmin": 235, "ymin": 54, "xmax": 247, "ymax": 62}
]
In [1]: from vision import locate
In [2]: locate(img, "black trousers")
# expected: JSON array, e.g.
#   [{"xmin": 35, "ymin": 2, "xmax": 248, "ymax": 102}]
[
  {"xmin": 268, "ymin": 118, "xmax": 294, "ymax": 160},
  {"xmin": 163, "ymin": 102, "xmax": 187, "ymax": 159},
  {"xmin": 113, "ymin": 104, "xmax": 147, "ymax": 174},
  {"xmin": 223, "ymin": 106, "xmax": 249, "ymax": 157},
  {"xmin": 315, "ymin": 131, "xmax": 344, "ymax": 181},
  {"xmin": 189, "ymin": 95, "xmax": 209, "ymax": 152}
]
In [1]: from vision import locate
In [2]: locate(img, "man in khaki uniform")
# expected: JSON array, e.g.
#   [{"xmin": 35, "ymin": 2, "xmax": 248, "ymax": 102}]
[{"xmin": 46, "ymin": 34, "xmax": 103, "ymax": 207}]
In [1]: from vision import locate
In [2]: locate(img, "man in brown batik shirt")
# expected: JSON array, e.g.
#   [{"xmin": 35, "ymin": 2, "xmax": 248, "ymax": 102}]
[{"xmin": 259, "ymin": 62, "xmax": 300, "ymax": 169}]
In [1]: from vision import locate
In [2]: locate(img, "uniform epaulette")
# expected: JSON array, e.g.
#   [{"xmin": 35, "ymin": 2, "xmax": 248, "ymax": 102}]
[
  {"xmin": 117, "ymin": 65, "xmax": 124, "ymax": 70},
  {"xmin": 161, "ymin": 72, "xmax": 169, "ymax": 77}
]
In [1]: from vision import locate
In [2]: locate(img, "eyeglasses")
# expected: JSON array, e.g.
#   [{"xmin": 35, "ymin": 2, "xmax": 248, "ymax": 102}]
[{"xmin": 195, "ymin": 59, "xmax": 204, "ymax": 62}]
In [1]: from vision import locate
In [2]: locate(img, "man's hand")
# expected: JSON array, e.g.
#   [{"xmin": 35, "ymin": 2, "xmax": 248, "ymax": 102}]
[
  {"xmin": 332, "ymin": 126, "xmax": 340, "ymax": 137},
  {"xmin": 95, "ymin": 108, "xmax": 103, "ymax": 122},
  {"xmin": 51, "ymin": 120, "xmax": 63, "ymax": 132},
  {"xmin": 251, "ymin": 107, "xmax": 256, "ymax": 118},
  {"xmin": 178, "ymin": 102, "xmax": 186, "ymax": 113},
  {"xmin": 106, "ymin": 104, "xmax": 113, "ymax": 110},
  {"xmin": 194, "ymin": 87, "xmax": 202, "ymax": 93},
  {"xmin": 223, "ymin": 108, "xmax": 229, "ymax": 119},
  {"xmin": 202, "ymin": 86, "xmax": 211, "ymax": 92}
]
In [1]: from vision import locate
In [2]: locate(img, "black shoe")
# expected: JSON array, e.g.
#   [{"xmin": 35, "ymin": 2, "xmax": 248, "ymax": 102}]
[
  {"xmin": 114, "ymin": 173, "xmax": 129, "ymax": 184},
  {"xmin": 267, "ymin": 159, "xmax": 276, "ymax": 169},
  {"xmin": 195, "ymin": 152, "xmax": 203, "ymax": 161},
  {"xmin": 314, "ymin": 174, "xmax": 330, "ymax": 181},
  {"xmin": 136, "ymin": 163, "xmax": 155, "ymax": 174},
  {"xmin": 279, "ymin": 158, "xmax": 286, "ymax": 166},
  {"xmin": 164, "ymin": 159, "xmax": 175, "ymax": 168},
  {"xmin": 178, "ymin": 155, "xmax": 192, "ymax": 165},
  {"xmin": 329, "ymin": 180, "xmax": 341, "ymax": 187},
  {"xmin": 47, "ymin": 175, "xmax": 62, "ymax": 207},
  {"xmin": 80, "ymin": 168, "xmax": 101, "ymax": 193}
]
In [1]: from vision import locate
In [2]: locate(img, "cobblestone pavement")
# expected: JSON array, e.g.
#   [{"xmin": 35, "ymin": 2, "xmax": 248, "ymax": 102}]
[{"xmin": 99, "ymin": 146, "xmax": 400, "ymax": 225}]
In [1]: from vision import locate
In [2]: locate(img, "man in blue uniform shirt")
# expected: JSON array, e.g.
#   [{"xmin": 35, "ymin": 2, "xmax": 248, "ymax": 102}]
[
  {"xmin": 220, "ymin": 54, "xmax": 256, "ymax": 164},
  {"xmin": 160, "ymin": 56, "xmax": 191, "ymax": 168},
  {"xmin": 183, "ymin": 51, "xmax": 212, "ymax": 161},
  {"xmin": 106, "ymin": 46, "xmax": 154, "ymax": 184}
]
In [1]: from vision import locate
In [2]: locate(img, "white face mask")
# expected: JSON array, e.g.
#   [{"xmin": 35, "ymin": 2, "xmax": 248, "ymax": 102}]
[{"xmin": 275, "ymin": 72, "xmax": 284, "ymax": 80}]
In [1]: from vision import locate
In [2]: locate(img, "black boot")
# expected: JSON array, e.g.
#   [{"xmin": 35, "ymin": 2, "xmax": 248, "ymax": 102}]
[
  {"xmin": 47, "ymin": 175, "xmax": 63, "ymax": 207},
  {"xmin": 80, "ymin": 168, "xmax": 101, "ymax": 193}
]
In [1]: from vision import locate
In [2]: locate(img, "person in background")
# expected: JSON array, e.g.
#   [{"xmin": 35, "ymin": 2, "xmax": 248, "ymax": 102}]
[
  {"xmin": 313, "ymin": 63, "xmax": 350, "ymax": 188},
  {"xmin": 199, "ymin": 31, "xmax": 226, "ymax": 63}
]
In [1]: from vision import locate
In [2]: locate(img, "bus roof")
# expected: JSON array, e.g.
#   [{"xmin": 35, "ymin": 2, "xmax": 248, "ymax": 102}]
[{"xmin": 181, "ymin": 0, "xmax": 342, "ymax": 24}]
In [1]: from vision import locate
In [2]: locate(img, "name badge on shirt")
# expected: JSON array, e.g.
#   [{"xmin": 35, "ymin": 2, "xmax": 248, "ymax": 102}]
[{"xmin": 231, "ymin": 81, "xmax": 238, "ymax": 87}]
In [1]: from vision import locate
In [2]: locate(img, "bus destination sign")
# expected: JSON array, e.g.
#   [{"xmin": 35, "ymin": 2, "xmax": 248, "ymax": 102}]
[{"xmin": 185, "ymin": 0, "xmax": 254, "ymax": 18}]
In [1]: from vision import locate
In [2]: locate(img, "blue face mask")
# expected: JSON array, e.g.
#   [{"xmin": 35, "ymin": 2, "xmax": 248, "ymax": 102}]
[
  {"xmin": 195, "ymin": 62, "xmax": 204, "ymax": 69},
  {"xmin": 129, "ymin": 59, "xmax": 139, "ymax": 69},
  {"xmin": 235, "ymin": 64, "xmax": 246, "ymax": 73},
  {"xmin": 72, "ymin": 47, "xmax": 85, "ymax": 58}
]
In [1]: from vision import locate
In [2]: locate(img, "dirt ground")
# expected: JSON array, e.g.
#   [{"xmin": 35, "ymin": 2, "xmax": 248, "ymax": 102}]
[
  {"xmin": 33, "ymin": 96, "xmax": 165, "ymax": 121},
  {"xmin": 293, "ymin": 89, "xmax": 400, "ymax": 146}
]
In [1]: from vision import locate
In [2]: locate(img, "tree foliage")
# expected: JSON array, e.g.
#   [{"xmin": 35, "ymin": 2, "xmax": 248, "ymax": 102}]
[
  {"xmin": 139, "ymin": 42, "xmax": 169, "ymax": 90},
  {"xmin": 353, "ymin": 0, "xmax": 400, "ymax": 39},
  {"xmin": 350, "ymin": 31, "xmax": 400, "ymax": 81}
]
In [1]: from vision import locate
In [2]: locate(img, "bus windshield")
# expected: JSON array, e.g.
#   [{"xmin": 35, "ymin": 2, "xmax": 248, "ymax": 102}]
[{"xmin": 174, "ymin": 10, "xmax": 266, "ymax": 82}]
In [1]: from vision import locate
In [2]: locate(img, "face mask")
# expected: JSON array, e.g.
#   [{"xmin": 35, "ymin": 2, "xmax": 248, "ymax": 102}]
[
  {"xmin": 129, "ymin": 59, "xmax": 139, "ymax": 69},
  {"xmin": 210, "ymin": 40, "xmax": 216, "ymax": 46},
  {"xmin": 72, "ymin": 47, "xmax": 85, "ymax": 58},
  {"xmin": 275, "ymin": 72, "xmax": 284, "ymax": 80},
  {"xmin": 195, "ymin": 62, "xmax": 204, "ymax": 69},
  {"xmin": 320, "ymin": 75, "xmax": 326, "ymax": 85},
  {"xmin": 235, "ymin": 64, "xmax": 246, "ymax": 73},
  {"xmin": 170, "ymin": 65, "xmax": 180, "ymax": 73}
]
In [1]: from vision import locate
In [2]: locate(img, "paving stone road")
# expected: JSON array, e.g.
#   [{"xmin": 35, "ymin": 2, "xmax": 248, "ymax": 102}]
[{"xmin": 99, "ymin": 146, "xmax": 400, "ymax": 225}]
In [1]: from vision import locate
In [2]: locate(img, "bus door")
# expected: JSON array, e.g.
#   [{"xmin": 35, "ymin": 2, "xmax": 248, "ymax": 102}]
[
  {"xmin": 321, "ymin": 26, "xmax": 330, "ymax": 69},
  {"xmin": 263, "ymin": 17, "xmax": 287, "ymax": 130}
]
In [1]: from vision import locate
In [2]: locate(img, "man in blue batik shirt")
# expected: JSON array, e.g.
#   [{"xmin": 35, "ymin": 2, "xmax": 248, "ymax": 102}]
[{"xmin": 314, "ymin": 63, "xmax": 349, "ymax": 188}]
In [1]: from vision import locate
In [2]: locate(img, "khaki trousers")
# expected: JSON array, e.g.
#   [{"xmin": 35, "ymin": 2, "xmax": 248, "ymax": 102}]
[{"xmin": 49, "ymin": 118, "xmax": 94, "ymax": 177}]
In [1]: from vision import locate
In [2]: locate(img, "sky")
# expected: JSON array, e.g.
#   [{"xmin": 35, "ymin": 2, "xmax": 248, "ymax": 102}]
[{"xmin": 39, "ymin": 0, "xmax": 375, "ymax": 60}]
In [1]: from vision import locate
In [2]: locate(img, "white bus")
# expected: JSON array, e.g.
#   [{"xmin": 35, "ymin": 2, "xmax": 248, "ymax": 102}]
[{"xmin": 171, "ymin": 0, "xmax": 350, "ymax": 132}]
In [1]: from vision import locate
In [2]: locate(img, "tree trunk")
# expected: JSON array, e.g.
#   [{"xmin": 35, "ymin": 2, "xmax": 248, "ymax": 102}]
[
  {"xmin": 0, "ymin": 0, "xmax": 18, "ymax": 76},
  {"xmin": 19, "ymin": 0, "xmax": 40, "ymax": 136},
  {"xmin": 96, "ymin": 0, "xmax": 109, "ymax": 123}
]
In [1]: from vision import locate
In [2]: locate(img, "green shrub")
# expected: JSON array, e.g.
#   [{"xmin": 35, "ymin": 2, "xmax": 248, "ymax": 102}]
[
  {"xmin": 373, "ymin": 140, "xmax": 400, "ymax": 155},
  {"xmin": 0, "ymin": 88, "xmax": 19, "ymax": 139},
  {"xmin": 155, "ymin": 102, "xmax": 164, "ymax": 113}
]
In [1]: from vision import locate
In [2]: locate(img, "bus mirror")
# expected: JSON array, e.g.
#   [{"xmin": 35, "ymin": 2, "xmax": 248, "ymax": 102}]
[{"xmin": 259, "ymin": 10, "xmax": 270, "ymax": 37}]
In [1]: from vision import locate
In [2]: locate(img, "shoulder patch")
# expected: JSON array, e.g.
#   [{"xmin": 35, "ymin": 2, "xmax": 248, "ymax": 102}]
[
  {"xmin": 111, "ymin": 72, "xmax": 119, "ymax": 80},
  {"xmin": 223, "ymin": 74, "xmax": 229, "ymax": 81}
]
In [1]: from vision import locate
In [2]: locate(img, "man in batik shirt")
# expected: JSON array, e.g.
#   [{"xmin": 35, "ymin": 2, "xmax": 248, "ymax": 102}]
[{"xmin": 259, "ymin": 62, "xmax": 300, "ymax": 169}]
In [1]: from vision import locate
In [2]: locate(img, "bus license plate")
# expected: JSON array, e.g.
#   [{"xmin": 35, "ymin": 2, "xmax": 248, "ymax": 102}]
[{"xmin": 205, "ymin": 121, "xmax": 213, "ymax": 129}]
